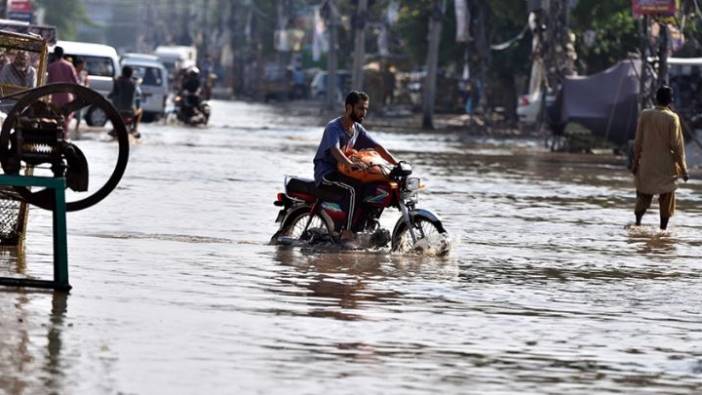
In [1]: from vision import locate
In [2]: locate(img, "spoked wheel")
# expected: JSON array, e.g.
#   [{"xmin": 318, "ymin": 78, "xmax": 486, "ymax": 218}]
[
  {"xmin": 392, "ymin": 217, "xmax": 449, "ymax": 255},
  {"xmin": 281, "ymin": 211, "xmax": 333, "ymax": 240},
  {"xmin": 0, "ymin": 83, "xmax": 129, "ymax": 211}
]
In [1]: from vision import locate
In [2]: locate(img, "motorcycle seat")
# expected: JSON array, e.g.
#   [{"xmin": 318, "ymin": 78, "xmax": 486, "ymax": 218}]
[{"xmin": 286, "ymin": 177, "xmax": 343, "ymax": 201}]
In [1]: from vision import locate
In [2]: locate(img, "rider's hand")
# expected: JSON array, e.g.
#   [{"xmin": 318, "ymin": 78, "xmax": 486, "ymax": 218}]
[
  {"xmin": 683, "ymin": 172, "xmax": 689, "ymax": 182},
  {"xmin": 350, "ymin": 162, "xmax": 366, "ymax": 171}
]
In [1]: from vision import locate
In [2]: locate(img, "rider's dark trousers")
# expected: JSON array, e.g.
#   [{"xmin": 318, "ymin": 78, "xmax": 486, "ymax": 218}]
[{"xmin": 321, "ymin": 172, "xmax": 362, "ymax": 232}]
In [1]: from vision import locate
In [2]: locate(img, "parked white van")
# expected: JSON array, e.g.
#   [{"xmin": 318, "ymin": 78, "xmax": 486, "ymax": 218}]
[
  {"xmin": 53, "ymin": 40, "xmax": 120, "ymax": 126},
  {"xmin": 121, "ymin": 53, "xmax": 169, "ymax": 122}
]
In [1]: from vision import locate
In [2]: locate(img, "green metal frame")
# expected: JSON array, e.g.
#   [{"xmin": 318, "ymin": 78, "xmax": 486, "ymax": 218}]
[{"xmin": 0, "ymin": 174, "xmax": 70, "ymax": 291}]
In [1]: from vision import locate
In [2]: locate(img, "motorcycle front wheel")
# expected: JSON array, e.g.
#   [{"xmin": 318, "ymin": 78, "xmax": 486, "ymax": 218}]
[{"xmin": 392, "ymin": 217, "xmax": 448, "ymax": 255}]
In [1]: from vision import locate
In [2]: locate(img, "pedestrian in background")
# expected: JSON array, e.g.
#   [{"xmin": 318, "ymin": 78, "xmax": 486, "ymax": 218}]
[
  {"xmin": 72, "ymin": 57, "xmax": 89, "ymax": 133},
  {"xmin": 47, "ymin": 46, "xmax": 79, "ymax": 134},
  {"xmin": 0, "ymin": 50, "xmax": 37, "ymax": 88},
  {"xmin": 631, "ymin": 86, "xmax": 689, "ymax": 230}
]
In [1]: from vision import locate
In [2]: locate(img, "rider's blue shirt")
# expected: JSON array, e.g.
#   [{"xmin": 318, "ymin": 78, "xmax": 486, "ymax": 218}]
[{"xmin": 313, "ymin": 117, "xmax": 378, "ymax": 185}]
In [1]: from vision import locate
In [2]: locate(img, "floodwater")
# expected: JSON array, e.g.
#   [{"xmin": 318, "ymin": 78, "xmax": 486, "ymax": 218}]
[{"xmin": 1, "ymin": 100, "xmax": 702, "ymax": 394}]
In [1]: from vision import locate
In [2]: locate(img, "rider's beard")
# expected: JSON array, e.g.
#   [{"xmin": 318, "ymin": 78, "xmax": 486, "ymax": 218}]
[{"xmin": 351, "ymin": 111, "xmax": 364, "ymax": 124}]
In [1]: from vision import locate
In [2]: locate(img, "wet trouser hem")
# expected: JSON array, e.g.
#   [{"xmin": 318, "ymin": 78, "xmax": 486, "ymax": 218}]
[{"xmin": 635, "ymin": 191, "xmax": 675, "ymax": 218}]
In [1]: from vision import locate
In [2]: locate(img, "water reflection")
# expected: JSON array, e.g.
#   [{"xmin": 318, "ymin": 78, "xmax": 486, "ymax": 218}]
[
  {"xmin": 43, "ymin": 291, "xmax": 68, "ymax": 392},
  {"xmin": 626, "ymin": 226, "xmax": 677, "ymax": 255},
  {"xmin": 0, "ymin": 247, "xmax": 26, "ymax": 276},
  {"xmin": 270, "ymin": 247, "xmax": 458, "ymax": 321},
  {"xmin": 271, "ymin": 247, "xmax": 395, "ymax": 320},
  {"xmin": 0, "ymin": 289, "xmax": 68, "ymax": 395},
  {"xmin": 0, "ymin": 100, "xmax": 701, "ymax": 393}
]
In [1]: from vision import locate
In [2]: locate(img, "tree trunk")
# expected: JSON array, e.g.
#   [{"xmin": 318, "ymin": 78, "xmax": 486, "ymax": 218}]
[
  {"xmin": 351, "ymin": 0, "xmax": 368, "ymax": 92},
  {"xmin": 229, "ymin": 0, "xmax": 239, "ymax": 97},
  {"xmin": 422, "ymin": 0, "xmax": 446, "ymax": 130},
  {"xmin": 657, "ymin": 23, "xmax": 669, "ymax": 87},
  {"xmin": 202, "ymin": 0, "xmax": 210, "ymax": 58},
  {"xmin": 326, "ymin": 0, "xmax": 339, "ymax": 110},
  {"xmin": 169, "ymin": 0, "xmax": 178, "ymax": 44},
  {"xmin": 639, "ymin": 15, "xmax": 650, "ymax": 110}
]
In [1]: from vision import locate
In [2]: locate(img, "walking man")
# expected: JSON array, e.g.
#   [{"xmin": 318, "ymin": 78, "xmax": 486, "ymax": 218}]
[
  {"xmin": 72, "ymin": 57, "xmax": 89, "ymax": 133},
  {"xmin": 631, "ymin": 86, "xmax": 689, "ymax": 230},
  {"xmin": 47, "ymin": 46, "xmax": 79, "ymax": 134}
]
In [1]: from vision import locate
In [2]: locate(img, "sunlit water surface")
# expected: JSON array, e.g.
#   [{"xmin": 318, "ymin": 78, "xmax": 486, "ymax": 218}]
[{"xmin": 1, "ymin": 100, "xmax": 701, "ymax": 394}]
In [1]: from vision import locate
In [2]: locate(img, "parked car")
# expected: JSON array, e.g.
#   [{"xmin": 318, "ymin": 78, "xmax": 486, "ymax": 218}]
[
  {"xmin": 121, "ymin": 53, "xmax": 169, "ymax": 122},
  {"xmin": 517, "ymin": 90, "xmax": 542, "ymax": 124},
  {"xmin": 517, "ymin": 90, "xmax": 556, "ymax": 125},
  {"xmin": 53, "ymin": 40, "xmax": 120, "ymax": 127},
  {"xmin": 310, "ymin": 70, "xmax": 351, "ymax": 101}
]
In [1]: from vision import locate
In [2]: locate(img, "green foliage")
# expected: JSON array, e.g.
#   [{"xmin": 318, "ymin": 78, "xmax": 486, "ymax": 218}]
[
  {"xmin": 394, "ymin": 0, "xmax": 530, "ymax": 76},
  {"xmin": 484, "ymin": 0, "xmax": 530, "ymax": 78},
  {"xmin": 394, "ymin": 1, "xmax": 433, "ymax": 67},
  {"xmin": 36, "ymin": 0, "xmax": 92, "ymax": 41},
  {"xmin": 571, "ymin": 0, "xmax": 639, "ymax": 73}
]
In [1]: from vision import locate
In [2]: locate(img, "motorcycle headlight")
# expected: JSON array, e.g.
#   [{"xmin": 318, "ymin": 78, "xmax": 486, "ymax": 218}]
[
  {"xmin": 401, "ymin": 177, "xmax": 421, "ymax": 202},
  {"xmin": 406, "ymin": 177, "xmax": 420, "ymax": 191}
]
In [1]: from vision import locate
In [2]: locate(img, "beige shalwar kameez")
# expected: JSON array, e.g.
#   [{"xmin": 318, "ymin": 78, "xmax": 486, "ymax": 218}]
[{"xmin": 632, "ymin": 106, "xmax": 688, "ymax": 218}]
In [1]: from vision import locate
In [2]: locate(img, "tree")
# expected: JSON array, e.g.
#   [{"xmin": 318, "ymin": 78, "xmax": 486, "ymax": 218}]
[
  {"xmin": 36, "ymin": 0, "xmax": 91, "ymax": 41},
  {"xmin": 395, "ymin": 0, "xmax": 529, "ymax": 122},
  {"xmin": 570, "ymin": 0, "xmax": 639, "ymax": 74},
  {"xmin": 422, "ymin": 0, "xmax": 446, "ymax": 129}
]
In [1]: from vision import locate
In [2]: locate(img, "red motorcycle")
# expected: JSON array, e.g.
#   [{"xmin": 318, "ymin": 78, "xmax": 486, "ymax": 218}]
[{"xmin": 271, "ymin": 162, "xmax": 448, "ymax": 253}]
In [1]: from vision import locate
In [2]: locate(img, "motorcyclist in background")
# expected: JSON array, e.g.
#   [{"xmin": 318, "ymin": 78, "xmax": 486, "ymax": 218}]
[
  {"xmin": 180, "ymin": 67, "xmax": 203, "ymax": 118},
  {"xmin": 109, "ymin": 65, "xmax": 142, "ymax": 137}
]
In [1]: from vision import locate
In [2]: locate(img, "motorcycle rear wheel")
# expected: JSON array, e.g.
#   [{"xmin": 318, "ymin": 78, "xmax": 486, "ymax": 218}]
[
  {"xmin": 280, "ymin": 210, "xmax": 333, "ymax": 241},
  {"xmin": 392, "ymin": 217, "xmax": 448, "ymax": 255}
]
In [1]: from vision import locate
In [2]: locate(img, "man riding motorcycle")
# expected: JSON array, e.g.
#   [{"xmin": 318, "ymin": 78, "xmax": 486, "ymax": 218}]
[
  {"xmin": 108, "ymin": 65, "xmax": 143, "ymax": 138},
  {"xmin": 314, "ymin": 90, "xmax": 398, "ymax": 248},
  {"xmin": 175, "ymin": 66, "xmax": 210, "ymax": 124}
]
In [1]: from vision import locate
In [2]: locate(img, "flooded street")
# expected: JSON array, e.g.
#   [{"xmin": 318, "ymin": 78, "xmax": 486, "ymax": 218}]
[{"xmin": 2, "ymin": 99, "xmax": 702, "ymax": 394}]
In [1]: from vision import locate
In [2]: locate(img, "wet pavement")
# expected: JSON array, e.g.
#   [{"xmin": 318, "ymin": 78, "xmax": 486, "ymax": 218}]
[{"xmin": 1, "ymin": 100, "xmax": 702, "ymax": 394}]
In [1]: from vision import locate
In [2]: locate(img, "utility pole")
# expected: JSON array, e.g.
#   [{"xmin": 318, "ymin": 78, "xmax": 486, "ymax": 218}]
[
  {"xmin": 422, "ymin": 0, "xmax": 446, "ymax": 130},
  {"xmin": 145, "ymin": 2, "xmax": 154, "ymax": 49},
  {"xmin": 351, "ymin": 0, "xmax": 368, "ymax": 91},
  {"xmin": 326, "ymin": 0, "xmax": 339, "ymax": 110},
  {"xmin": 276, "ymin": 0, "xmax": 290, "ymax": 69},
  {"xmin": 657, "ymin": 22, "xmax": 669, "ymax": 87},
  {"xmin": 180, "ymin": 3, "xmax": 193, "ymax": 45},
  {"xmin": 169, "ymin": 0, "xmax": 178, "ymax": 44},
  {"xmin": 639, "ymin": 15, "xmax": 650, "ymax": 110},
  {"xmin": 229, "ymin": 0, "xmax": 238, "ymax": 97},
  {"xmin": 203, "ymin": 0, "xmax": 210, "ymax": 59}
]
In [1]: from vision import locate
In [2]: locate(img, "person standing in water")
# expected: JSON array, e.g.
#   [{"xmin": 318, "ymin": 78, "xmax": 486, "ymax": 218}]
[{"xmin": 631, "ymin": 86, "xmax": 689, "ymax": 230}]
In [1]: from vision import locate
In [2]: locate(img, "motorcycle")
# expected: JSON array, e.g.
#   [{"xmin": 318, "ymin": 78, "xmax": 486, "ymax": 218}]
[
  {"xmin": 173, "ymin": 92, "xmax": 210, "ymax": 126},
  {"xmin": 271, "ymin": 162, "xmax": 449, "ymax": 254}
]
